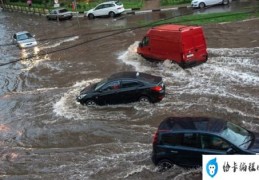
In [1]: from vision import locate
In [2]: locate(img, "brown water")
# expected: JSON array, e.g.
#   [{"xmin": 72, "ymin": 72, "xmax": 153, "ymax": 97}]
[{"xmin": 0, "ymin": 6, "xmax": 259, "ymax": 180}]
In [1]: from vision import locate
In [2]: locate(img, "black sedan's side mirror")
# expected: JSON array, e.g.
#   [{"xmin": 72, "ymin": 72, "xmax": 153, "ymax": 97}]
[{"xmin": 96, "ymin": 89, "xmax": 102, "ymax": 93}]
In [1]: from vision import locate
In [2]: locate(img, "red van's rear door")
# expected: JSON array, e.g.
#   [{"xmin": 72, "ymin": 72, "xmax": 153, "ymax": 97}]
[{"xmin": 182, "ymin": 28, "xmax": 208, "ymax": 64}]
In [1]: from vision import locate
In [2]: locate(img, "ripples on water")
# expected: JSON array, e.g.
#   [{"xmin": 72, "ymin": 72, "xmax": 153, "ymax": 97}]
[{"xmin": 1, "ymin": 34, "xmax": 259, "ymax": 179}]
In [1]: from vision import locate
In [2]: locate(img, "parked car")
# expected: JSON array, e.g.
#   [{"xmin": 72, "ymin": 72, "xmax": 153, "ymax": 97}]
[
  {"xmin": 191, "ymin": 0, "xmax": 231, "ymax": 9},
  {"xmin": 137, "ymin": 24, "xmax": 208, "ymax": 68},
  {"xmin": 84, "ymin": 1, "xmax": 125, "ymax": 20},
  {"xmin": 76, "ymin": 72, "xmax": 165, "ymax": 106},
  {"xmin": 152, "ymin": 117, "xmax": 259, "ymax": 171},
  {"xmin": 46, "ymin": 8, "xmax": 73, "ymax": 21},
  {"xmin": 13, "ymin": 31, "xmax": 37, "ymax": 49}
]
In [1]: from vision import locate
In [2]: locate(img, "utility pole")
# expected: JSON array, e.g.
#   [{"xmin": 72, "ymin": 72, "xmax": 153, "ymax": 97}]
[
  {"xmin": 0, "ymin": 0, "xmax": 4, "ymax": 8},
  {"xmin": 73, "ymin": 0, "xmax": 80, "ymax": 28}
]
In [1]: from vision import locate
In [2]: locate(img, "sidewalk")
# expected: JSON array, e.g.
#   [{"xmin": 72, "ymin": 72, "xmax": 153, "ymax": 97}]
[{"xmin": 125, "ymin": 1, "xmax": 191, "ymax": 15}]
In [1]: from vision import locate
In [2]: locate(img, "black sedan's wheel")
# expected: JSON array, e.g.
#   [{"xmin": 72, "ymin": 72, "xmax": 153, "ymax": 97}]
[
  {"xmin": 88, "ymin": 14, "xmax": 94, "ymax": 20},
  {"xmin": 222, "ymin": 0, "xmax": 229, "ymax": 5},
  {"xmin": 109, "ymin": 11, "xmax": 115, "ymax": 18},
  {"xmin": 199, "ymin": 2, "xmax": 205, "ymax": 8},
  {"xmin": 157, "ymin": 160, "xmax": 174, "ymax": 172},
  {"xmin": 139, "ymin": 96, "xmax": 150, "ymax": 103},
  {"xmin": 85, "ymin": 100, "xmax": 97, "ymax": 106}
]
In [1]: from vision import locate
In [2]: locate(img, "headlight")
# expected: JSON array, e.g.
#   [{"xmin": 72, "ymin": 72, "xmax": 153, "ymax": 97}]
[
  {"xmin": 20, "ymin": 43, "xmax": 25, "ymax": 48},
  {"xmin": 77, "ymin": 94, "xmax": 87, "ymax": 100}
]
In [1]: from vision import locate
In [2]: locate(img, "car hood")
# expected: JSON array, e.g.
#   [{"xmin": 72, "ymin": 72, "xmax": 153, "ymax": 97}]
[
  {"xmin": 18, "ymin": 38, "xmax": 36, "ymax": 44},
  {"xmin": 86, "ymin": 8, "xmax": 94, "ymax": 14},
  {"xmin": 80, "ymin": 84, "xmax": 96, "ymax": 94}
]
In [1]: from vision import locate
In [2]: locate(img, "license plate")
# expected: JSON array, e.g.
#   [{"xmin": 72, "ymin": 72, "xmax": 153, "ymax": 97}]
[{"xmin": 187, "ymin": 54, "xmax": 194, "ymax": 58}]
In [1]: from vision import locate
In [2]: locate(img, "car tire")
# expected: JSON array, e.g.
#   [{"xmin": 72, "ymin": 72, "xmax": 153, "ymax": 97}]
[
  {"xmin": 88, "ymin": 14, "xmax": 94, "ymax": 20},
  {"xmin": 85, "ymin": 100, "xmax": 97, "ymax": 106},
  {"xmin": 47, "ymin": 16, "xmax": 51, "ymax": 20},
  {"xmin": 199, "ymin": 2, "xmax": 205, "ymax": 8},
  {"xmin": 109, "ymin": 11, "xmax": 115, "ymax": 18},
  {"xmin": 157, "ymin": 159, "xmax": 174, "ymax": 172},
  {"xmin": 139, "ymin": 96, "xmax": 150, "ymax": 104},
  {"xmin": 222, "ymin": 0, "xmax": 229, "ymax": 5}
]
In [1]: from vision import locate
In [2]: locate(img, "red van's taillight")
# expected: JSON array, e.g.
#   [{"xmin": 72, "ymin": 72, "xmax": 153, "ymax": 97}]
[
  {"xmin": 151, "ymin": 86, "xmax": 162, "ymax": 92},
  {"xmin": 153, "ymin": 131, "xmax": 159, "ymax": 144}
]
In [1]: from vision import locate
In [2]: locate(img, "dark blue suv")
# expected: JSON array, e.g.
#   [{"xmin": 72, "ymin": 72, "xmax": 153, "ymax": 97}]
[{"xmin": 152, "ymin": 117, "xmax": 259, "ymax": 171}]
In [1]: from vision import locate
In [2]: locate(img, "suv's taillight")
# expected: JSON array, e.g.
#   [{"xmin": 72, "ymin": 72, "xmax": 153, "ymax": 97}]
[
  {"xmin": 151, "ymin": 86, "xmax": 162, "ymax": 92},
  {"xmin": 153, "ymin": 131, "xmax": 159, "ymax": 144}
]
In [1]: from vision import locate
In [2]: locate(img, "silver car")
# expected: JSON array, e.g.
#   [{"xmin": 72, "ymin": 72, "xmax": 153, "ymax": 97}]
[
  {"xmin": 46, "ymin": 8, "xmax": 73, "ymax": 21},
  {"xmin": 13, "ymin": 31, "xmax": 37, "ymax": 49}
]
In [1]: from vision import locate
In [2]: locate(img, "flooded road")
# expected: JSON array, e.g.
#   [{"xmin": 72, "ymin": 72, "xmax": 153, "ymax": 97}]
[{"xmin": 1, "ymin": 4, "xmax": 259, "ymax": 180}]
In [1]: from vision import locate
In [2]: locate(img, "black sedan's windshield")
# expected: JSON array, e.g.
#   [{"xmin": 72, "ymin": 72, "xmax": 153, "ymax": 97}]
[{"xmin": 94, "ymin": 79, "xmax": 107, "ymax": 91}]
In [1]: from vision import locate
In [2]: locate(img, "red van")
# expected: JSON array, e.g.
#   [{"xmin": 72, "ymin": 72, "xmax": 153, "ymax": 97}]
[{"xmin": 137, "ymin": 24, "xmax": 208, "ymax": 68}]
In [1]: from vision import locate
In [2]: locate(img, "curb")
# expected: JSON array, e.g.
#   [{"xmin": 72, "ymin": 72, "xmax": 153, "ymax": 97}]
[{"xmin": 125, "ymin": 6, "xmax": 190, "ymax": 15}]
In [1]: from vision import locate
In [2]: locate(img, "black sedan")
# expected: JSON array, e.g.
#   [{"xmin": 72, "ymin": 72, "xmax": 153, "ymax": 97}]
[
  {"xmin": 76, "ymin": 71, "xmax": 165, "ymax": 106},
  {"xmin": 152, "ymin": 117, "xmax": 259, "ymax": 171}
]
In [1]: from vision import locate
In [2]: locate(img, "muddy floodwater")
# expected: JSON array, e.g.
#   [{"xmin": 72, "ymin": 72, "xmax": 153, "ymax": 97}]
[{"xmin": 0, "ymin": 8, "xmax": 259, "ymax": 180}]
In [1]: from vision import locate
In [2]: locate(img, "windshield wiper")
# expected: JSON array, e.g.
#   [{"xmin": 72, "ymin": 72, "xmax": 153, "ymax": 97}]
[{"xmin": 239, "ymin": 135, "xmax": 254, "ymax": 147}]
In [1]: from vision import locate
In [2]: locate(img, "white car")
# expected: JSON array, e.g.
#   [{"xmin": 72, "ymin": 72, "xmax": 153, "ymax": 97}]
[
  {"xmin": 13, "ymin": 31, "xmax": 37, "ymax": 49},
  {"xmin": 191, "ymin": 0, "xmax": 231, "ymax": 8},
  {"xmin": 85, "ymin": 1, "xmax": 125, "ymax": 19}
]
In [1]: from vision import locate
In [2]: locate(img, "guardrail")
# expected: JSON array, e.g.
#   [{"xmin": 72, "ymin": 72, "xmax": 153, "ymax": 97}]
[{"xmin": 1, "ymin": 4, "xmax": 49, "ymax": 15}]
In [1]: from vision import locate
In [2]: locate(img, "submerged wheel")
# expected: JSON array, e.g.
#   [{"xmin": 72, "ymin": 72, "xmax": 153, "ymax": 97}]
[
  {"xmin": 199, "ymin": 2, "xmax": 205, "ymax": 8},
  {"xmin": 85, "ymin": 100, "xmax": 97, "ymax": 106},
  {"xmin": 109, "ymin": 11, "xmax": 115, "ymax": 18},
  {"xmin": 157, "ymin": 160, "xmax": 174, "ymax": 172},
  {"xmin": 222, "ymin": 0, "xmax": 229, "ymax": 5},
  {"xmin": 88, "ymin": 13, "xmax": 94, "ymax": 20},
  {"xmin": 139, "ymin": 96, "xmax": 150, "ymax": 103}
]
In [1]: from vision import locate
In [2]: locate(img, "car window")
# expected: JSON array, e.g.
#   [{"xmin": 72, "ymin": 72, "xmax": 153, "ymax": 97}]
[
  {"xmin": 103, "ymin": 4, "xmax": 109, "ymax": 8},
  {"xmin": 17, "ymin": 33, "xmax": 32, "ymax": 41},
  {"xmin": 95, "ymin": 5, "xmax": 104, "ymax": 10},
  {"xmin": 220, "ymin": 122, "xmax": 251, "ymax": 149},
  {"xmin": 107, "ymin": 4, "xmax": 115, "ymax": 7},
  {"xmin": 59, "ymin": 9, "xmax": 68, "ymax": 13},
  {"xmin": 142, "ymin": 36, "xmax": 149, "ymax": 46},
  {"xmin": 182, "ymin": 133, "xmax": 201, "ymax": 148},
  {"xmin": 201, "ymin": 135, "xmax": 230, "ymax": 151},
  {"xmin": 101, "ymin": 81, "xmax": 120, "ymax": 91},
  {"xmin": 161, "ymin": 133, "xmax": 183, "ymax": 146},
  {"xmin": 121, "ymin": 80, "xmax": 142, "ymax": 89}
]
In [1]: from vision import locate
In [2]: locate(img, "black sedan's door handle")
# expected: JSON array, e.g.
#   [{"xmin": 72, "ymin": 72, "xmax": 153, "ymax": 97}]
[{"xmin": 170, "ymin": 150, "xmax": 178, "ymax": 154}]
